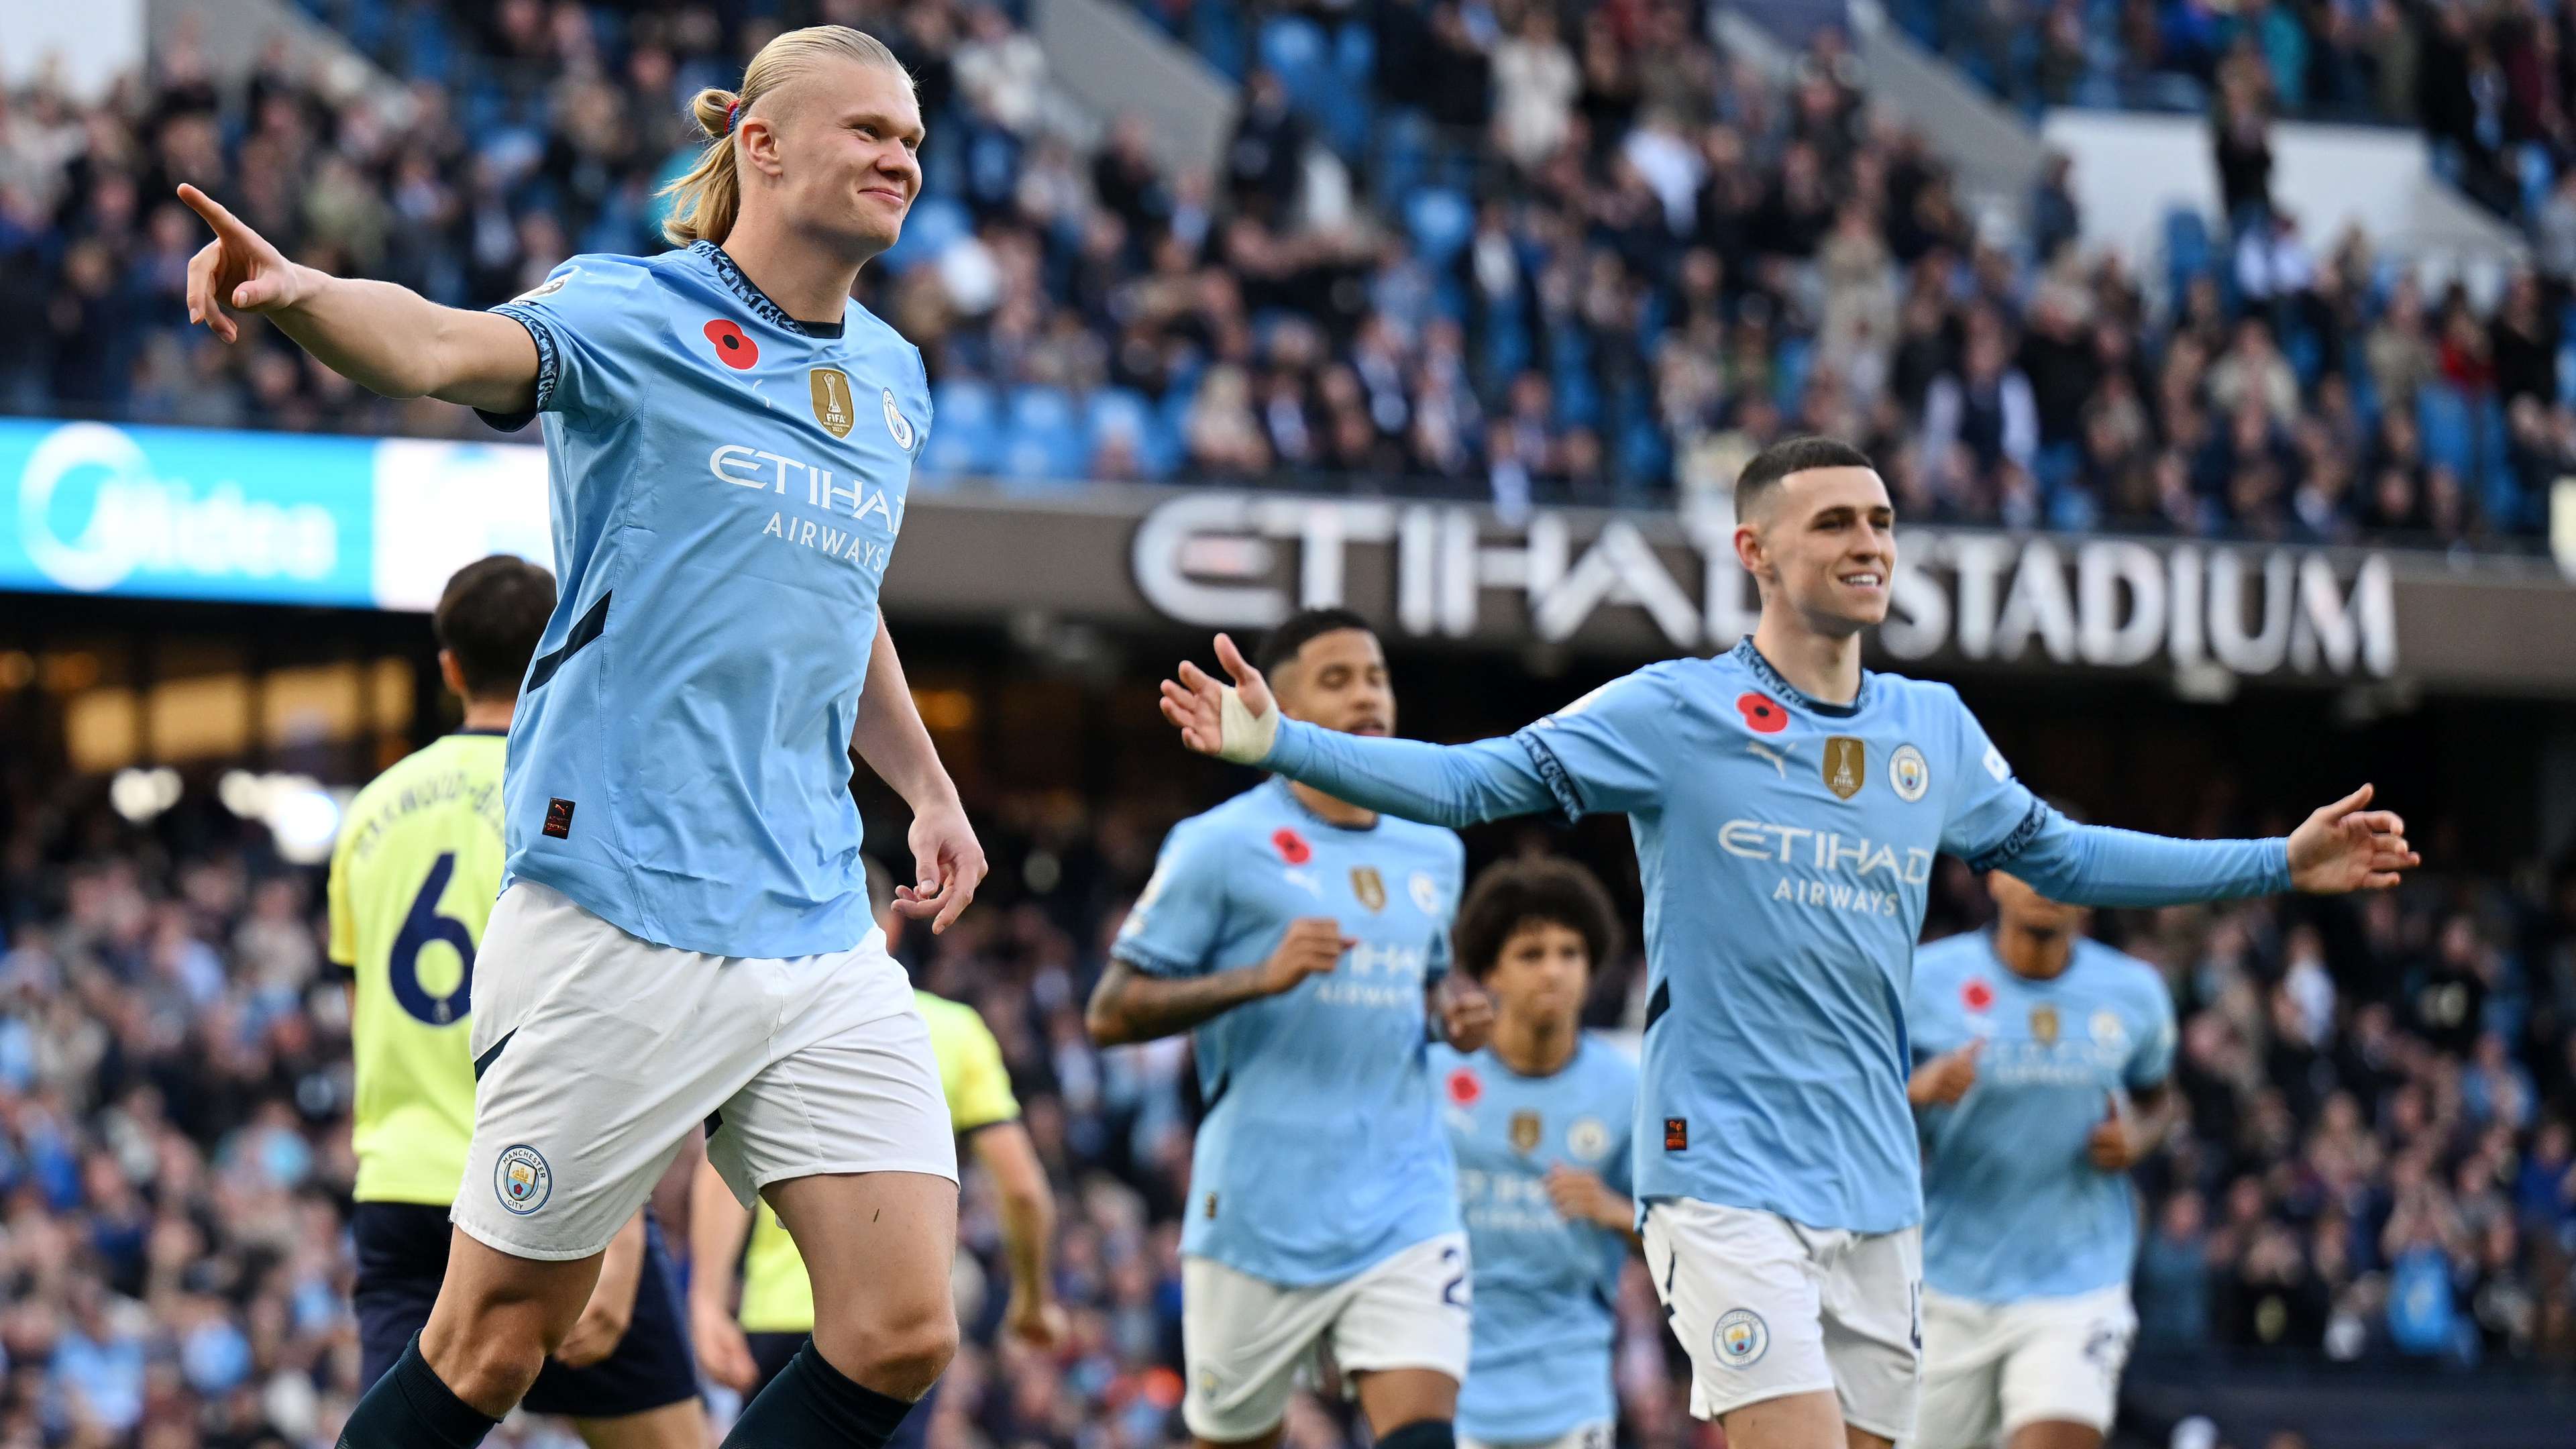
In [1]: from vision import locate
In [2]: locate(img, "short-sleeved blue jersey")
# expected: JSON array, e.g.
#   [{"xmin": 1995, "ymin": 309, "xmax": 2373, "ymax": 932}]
[
  {"xmin": 1911, "ymin": 931, "xmax": 2178, "ymax": 1303},
  {"xmin": 1256, "ymin": 637, "xmax": 2286, "ymax": 1235},
  {"xmin": 1114, "ymin": 779, "xmax": 1466, "ymax": 1285},
  {"xmin": 1436, "ymin": 1036, "xmax": 1636, "ymax": 1440},
  {"xmin": 480, "ymin": 243, "xmax": 932, "ymax": 958}
]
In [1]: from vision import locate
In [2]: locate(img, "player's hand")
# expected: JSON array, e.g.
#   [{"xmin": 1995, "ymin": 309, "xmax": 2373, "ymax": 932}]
[
  {"xmin": 1004, "ymin": 1291, "xmax": 1071, "ymax": 1351},
  {"xmin": 690, "ymin": 1296, "xmax": 760, "ymax": 1393},
  {"xmin": 2088, "ymin": 1101, "xmax": 2147, "ymax": 1172},
  {"xmin": 552, "ymin": 1291, "xmax": 635, "ymax": 1369},
  {"xmin": 1254, "ymin": 918, "xmax": 1352, "ymax": 995},
  {"xmin": 1908, "ymin": 1040, "xmax": 1982, "ymax": 1107},
  {"xmin": 2287, "ymin": 784, "xmax": 2419, "ymax": 894},
  {"xmin": 894, "ymin": 799, "xmax": 987, "ymax": 934},
  {"xmin": 1440, "ymin": 979, "xmax": 1496, "ymax": 1052},
  {"xmin": 178, "ymin": 184, "xmax": 315, "ymax": 343},
  {"xmin": 1160, "ymin": 633, "xmax": 1281, "ymax": 765},
  {"xmin": 1544, "ymin": 1165, "xmax": 1630, "ymax": 1232}
]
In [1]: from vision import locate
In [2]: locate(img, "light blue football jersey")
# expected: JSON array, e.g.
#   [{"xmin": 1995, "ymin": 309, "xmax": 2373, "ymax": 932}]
[
  {"xmin": 1114, "ymin": 777, "xmax": 1466, "ymax": 1285},
  {"xmin": 478, "ymin": 243, "xmax": 932, "ymax": 957},
  {"xmin": 1257, "ymin": 637, "xmax": 2288, "ymax": 1234},
  {"xmin": 1910, "ymin": 930, "xmax": 2177, "ymax": 1303},
  {"xmin": 1436, "ymin": 1036, "xmax": 1636, "ymax": 1441}
]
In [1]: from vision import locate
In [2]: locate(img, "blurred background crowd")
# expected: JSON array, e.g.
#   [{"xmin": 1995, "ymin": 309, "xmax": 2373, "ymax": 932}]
[
  {"xmin": 0, "ymin": 749, "xmax": 2571, "ymax": 1448},
  {"xmin": 3, "ymin": 0, "xmax": 2572, "ymax": 543}
]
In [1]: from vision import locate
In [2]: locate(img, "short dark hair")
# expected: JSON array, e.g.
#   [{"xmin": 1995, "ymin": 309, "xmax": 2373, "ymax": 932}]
[
  {"xmin": 1256, "ymin": 606, "xmax": 1376, "ymax": 676},
  {"xmin": 433, "ymin": 555, "xmax": 556, "ymax": 700},
  {"xmin": 1453, "ymin": 857, "xmax": 1621, "ymax": 983},
  {"xmin": 1734, "ymin": 435, "xmax": 1876, "ymax": 521}
]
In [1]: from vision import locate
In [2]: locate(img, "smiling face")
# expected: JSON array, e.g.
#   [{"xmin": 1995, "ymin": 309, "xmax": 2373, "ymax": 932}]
[
  {"xmin": 1735, "ymin": 464, "xmax": 1896, "ymax": 637},
  {"xmin": 747, "ymin": 55, "xmax": 924, "ymax": 259}
]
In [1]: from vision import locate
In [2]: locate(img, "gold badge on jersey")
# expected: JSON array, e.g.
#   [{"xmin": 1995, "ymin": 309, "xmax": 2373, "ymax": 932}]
[
  {"xmin": 810, "ymin": 366, "xmax": 856, "ymax": 438},
  {"xmin": 2030, "ymin": 1004, "xmax": 2060, "ymax": 1045},
  {"xmin": 1351, "ymin": 865, "xmax": 1387, "ymax": 912},
  {"xmin": 1510, "ymin": 1110, "xmax": 1542, "ymax": 1154},
  {"xmin": 1822, "ymin": 736, "xmax": 1866, "ymax": 800}
]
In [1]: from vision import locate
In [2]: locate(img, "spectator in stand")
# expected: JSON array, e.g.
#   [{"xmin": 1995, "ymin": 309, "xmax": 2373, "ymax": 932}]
[{"xmin": 5, "ymin": 0, "xmax": 2571, "ymax": 541}]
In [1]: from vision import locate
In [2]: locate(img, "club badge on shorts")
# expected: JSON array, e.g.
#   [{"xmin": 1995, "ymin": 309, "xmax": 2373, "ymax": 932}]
[
  {"xmin": 494, "ymin": 1144, "xmax": 553, "ymax": 1215},
  {"xmin": 1714, "ymin": 1307, "xmax": 1769, "ymax": 1367}
]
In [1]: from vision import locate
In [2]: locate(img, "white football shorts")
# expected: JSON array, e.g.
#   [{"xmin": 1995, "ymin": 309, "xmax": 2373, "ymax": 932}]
[
  {"xmin": 1180, "ymin": 1232, "xmax": 1473, "ymax": 1441},
  {"xmin": 453, "ymin": 881, "xmax": 957, "ymax": 1260},
  {"xmin": 1909, "ymin": 1284, "xmax": 2136, "ymax": 1449},
  {"xmin": 1643, "ymin": 1198, "xmax": 1922, "ymax": 1440}
]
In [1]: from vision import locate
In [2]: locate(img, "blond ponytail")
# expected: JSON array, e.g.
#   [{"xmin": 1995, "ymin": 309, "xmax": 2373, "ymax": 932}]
[{"xmin": 659, "ymin": 25, "xmax": 916, "ymax": 248}]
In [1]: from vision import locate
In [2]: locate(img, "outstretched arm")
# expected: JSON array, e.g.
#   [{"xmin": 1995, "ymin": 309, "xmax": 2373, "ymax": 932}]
[
  {"xmin": 180, "ymin": 185, "xmax": 538, "ymax": 413},
  {"xmin": 1159, "ymin": 633, "xmax": 1558, "ymax": 828},
  {"xmin": 1992, "ymin": 785, "xmax": 2416, "ymax": 907}
]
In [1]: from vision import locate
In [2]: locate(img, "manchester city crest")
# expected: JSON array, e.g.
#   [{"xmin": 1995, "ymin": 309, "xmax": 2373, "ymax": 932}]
[
  {"xmin": 1890, "ymin": 743, "xmax": 1930, "ymax": 802},
  {"xmin": 1715, "ymin": 1308, "xmax": 1769, "ymax": 1366},
  {"xmin": 494, "ymin": 1144, "xmax": 552, "ymax": 1216},
  {"xmin": 881, "ymin": 386, "xmax": 914, "ymax": 449}
]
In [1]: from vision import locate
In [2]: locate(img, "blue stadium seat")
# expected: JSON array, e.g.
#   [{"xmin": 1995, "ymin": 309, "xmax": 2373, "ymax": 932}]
[
  {"xmin": 881, "ymin": 195, "xmax": 969, "ymax": 274},
  {"xmin": 2164, "ymin": 208, "xmax": 2213, "ymax": 302},
  {"xmin": 1405, "ymin": 189, "xmax": 1474, "ymax": 269},
  {"xmin": 920, "ymin": 379, "xmax": 1003, "ymax": 479},
  {"xmin": 1001, "ymin": 385, "xmax": 1087, "ymax": 481},
  {"xmin": 2416, "ymin": 382, "xmax": 2474, "ymax": 477},
  {"xmin": 1087, "ymin": 387, "xmax": 1173, "ymax": 478},
  {"xmin": 1260, "ymin": 17, "xmax": 1334, "ymax": 117}
]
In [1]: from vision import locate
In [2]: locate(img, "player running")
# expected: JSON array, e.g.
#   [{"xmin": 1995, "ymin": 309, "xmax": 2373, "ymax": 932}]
[
  {"xmin": 1155, "ymin": 436, "xmax": 2418, "ymax": 1449},
  {"xmin": 186, "ymin": 25, "xmax": 982, "ymax": 1449},
  {"xmin": 689, "ymin": 859, "xmax": 1066, "ymax": 1431},
  {"xmin": 1086, "ymin": 607, "xmax": 1489, "ymax": 1449},
  {"xmin": 1903, "ymin": 859, "xmax": 2178, "ymax": 1449},
  {"xmin": 1432, "ymin": 859, "xmax": 1638, "ymax": 1449},
  {"xmin": 330, "ymin": 555, "xmax": 709, "ymax": 1449}
]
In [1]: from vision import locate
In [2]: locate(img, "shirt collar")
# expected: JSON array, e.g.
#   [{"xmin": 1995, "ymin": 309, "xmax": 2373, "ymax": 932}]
[
  {"xmin": 1270, "ymin": 774, "xmax": 1379, "ymax": 833},
  {"xmin": 1729, "ymin": 637, "xmax": 1868, "ymax": 717},
  {"xmin": 693, "ymin": 241, "xmax": 847, "ymax": 338}
]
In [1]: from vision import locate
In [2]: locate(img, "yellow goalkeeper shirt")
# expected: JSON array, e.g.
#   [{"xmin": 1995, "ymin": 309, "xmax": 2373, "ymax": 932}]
[
  {"xmin": 328, "ymin": 731, "xmax": 508, "ymax": 1206},
  {"xmin": 738, "ymin": 989, "xmax": 1020, "ymax": 1332}
]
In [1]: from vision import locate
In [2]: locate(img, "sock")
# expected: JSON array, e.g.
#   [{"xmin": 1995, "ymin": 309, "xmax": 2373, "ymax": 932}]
[
  {"xmin": 338, "ymin": 1334, "xmax": 500, "ymax": 1449},
  {"xmin": 722, "ymin": 1338, "xmax": 918, "ymax": 1449},
  {"xmin": 1376, "ymin": 1419, "xmax": 1456, "ymax": 1449}
]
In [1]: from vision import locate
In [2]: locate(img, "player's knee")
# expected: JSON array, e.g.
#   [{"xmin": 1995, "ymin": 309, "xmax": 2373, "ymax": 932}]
[
  {"xmin": 425, "ymin": 1301, "xmax": 555, "ymax": 1407},
  {"xmin": 1373, "ymin": 1418, "xmax": 1455, "ymax": 1449},
  {"xmin": 818, "ymin": 1298, "xmax": 957, "ymax": 1399}
]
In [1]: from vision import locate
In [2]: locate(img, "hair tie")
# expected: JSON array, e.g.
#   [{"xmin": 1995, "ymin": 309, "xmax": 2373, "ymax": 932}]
[{"xmin": 724, "ymin": 99, "xmax": 742, "ymax": 135}]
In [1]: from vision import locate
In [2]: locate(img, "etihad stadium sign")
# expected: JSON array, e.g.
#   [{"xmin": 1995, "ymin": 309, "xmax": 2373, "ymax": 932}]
[
  {"xmin": 1126, "ymin": 492, "xmax": 2401, "ymax": 680},
  {"xmin": 1091, "ymin": 492, "xmax": 2576, "ymax": 694}
]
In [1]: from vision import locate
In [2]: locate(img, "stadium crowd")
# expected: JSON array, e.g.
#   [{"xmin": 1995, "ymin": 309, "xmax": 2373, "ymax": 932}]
[
  {"xmin": 1, "ymin": 0, "xmax": 2569, "ymax": 544},
  {"xmin": 0, "ymin": 745, "xmax": 2571, "ymax": 1448},
  {"xmin": 1902, "ymin": 0, "xmax": 2576, "ymax": 231}
]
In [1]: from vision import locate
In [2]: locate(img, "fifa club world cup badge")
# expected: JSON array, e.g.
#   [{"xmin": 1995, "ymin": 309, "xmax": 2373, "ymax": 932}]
[
  {"xmin": 810, "ymin": 367, "xmax": 855, "ymax": 438},
  {"xmin": 1509, "ymin": 1110, "xmax": 1542, "ymax": 1154},
  {"xmin": 1350, "ymin": 865, "xmax": 1387, "ymax": 912},
  {"xmin": 1822, "ymin": 737, "xmax": 1865, "ymax": 800}
]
